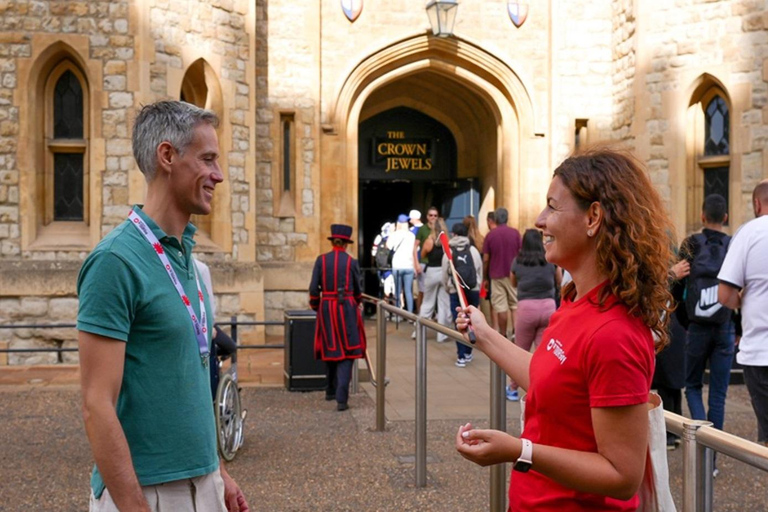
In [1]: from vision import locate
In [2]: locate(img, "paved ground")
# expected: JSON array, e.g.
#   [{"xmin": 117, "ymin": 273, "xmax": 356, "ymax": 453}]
[{"xmin": 0, "ymin": 318, "xmax": 767, "ymax": 510}]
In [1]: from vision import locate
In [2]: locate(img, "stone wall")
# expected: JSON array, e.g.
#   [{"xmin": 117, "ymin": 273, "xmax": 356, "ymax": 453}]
[
  {"xmin": 612, "ymin": 0, "xmax": 636, "ymax": 147},
  {"xmin": 253, "ymin": 0, "xmax": 313, "ymax": 264},
  {"xmin": 551, "ymin": 0, "xmax": 615, "ymax": 164},
  {"xmin": 630, "ymin": 0, "xmax": 768, "ymax": 230},
  {"xmin": 147, "ymin": 0, "xmax": 255, "ymax": 261},
  {"xmin": 0, "ymin": 0, "xmax": 263, "ymax": 364}
]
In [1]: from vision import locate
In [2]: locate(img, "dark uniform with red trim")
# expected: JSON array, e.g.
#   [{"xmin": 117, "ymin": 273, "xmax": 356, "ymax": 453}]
[{"xmin": 309, "ymin": 224, "xmax": 367, "ymax": 408}]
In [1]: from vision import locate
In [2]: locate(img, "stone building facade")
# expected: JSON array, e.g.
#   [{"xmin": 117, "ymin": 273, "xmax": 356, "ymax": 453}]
[{"xmin": 0, "ymin": 0, "xmax": 766, "ymax": 363}]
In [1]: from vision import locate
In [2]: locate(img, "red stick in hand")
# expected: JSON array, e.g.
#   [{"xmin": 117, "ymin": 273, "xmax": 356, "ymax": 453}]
[{"xmin": 438, "ymin": 231, "xmax": 476, "ymax": 344}]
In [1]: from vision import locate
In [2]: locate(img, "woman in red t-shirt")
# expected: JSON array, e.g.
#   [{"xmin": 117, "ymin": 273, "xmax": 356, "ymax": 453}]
[{"xmin": 455, "ymin": 148, "xmax": 674, "ymax": 511}]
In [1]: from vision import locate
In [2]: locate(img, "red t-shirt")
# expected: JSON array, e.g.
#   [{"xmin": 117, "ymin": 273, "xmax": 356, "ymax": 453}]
[{"xmin": 509, "ymin": 282, "xmax": 654, "ymax": 511}]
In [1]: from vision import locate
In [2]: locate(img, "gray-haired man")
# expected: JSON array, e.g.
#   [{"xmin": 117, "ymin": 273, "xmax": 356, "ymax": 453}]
[{"xmin": 78, "ymin": 101, "xmax": 248, "ymax": 511}]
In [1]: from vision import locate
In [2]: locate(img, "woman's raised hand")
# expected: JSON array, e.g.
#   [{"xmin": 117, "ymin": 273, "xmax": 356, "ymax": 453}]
[{"xmin": 455, "ymin": 305, "xmax": 488, "ymax": 341}]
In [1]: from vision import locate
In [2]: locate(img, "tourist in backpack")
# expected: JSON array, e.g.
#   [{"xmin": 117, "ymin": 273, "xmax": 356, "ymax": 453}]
[
  {"xmin": 505, "ymin": 229, "xmax": 562, "ymax": 401},
  {"xmin": 679, "ymin": 193, "xmax": 734, "ymax": 440},
  {"xmin": 371, "ymin": 222, "xmax": 396, "ymax": 307},
  {"xmin": 418, "ymin": 217, "xmax": 452, "ymax": 342},
  {"xmin": 442, "ymin": 222, "xmax": 483, "ymax": 367}
]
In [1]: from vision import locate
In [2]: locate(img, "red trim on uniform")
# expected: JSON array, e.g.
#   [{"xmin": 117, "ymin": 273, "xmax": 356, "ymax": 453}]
[
  {"xmin": 316, "ymin": 254, "xmax": 329, "ymax": 357},
  {"xmin": 329, "ymin": 252, "xmax": 344, "ymax": 351},
  {"xmin": 342, "ymin": 257, "xmax": 361, "ymax": 351}
]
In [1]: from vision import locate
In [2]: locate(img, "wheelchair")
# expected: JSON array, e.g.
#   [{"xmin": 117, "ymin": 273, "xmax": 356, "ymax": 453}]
[{"xmin": 209, "ymin": 325, "xmax": 247, "ymax": 461}]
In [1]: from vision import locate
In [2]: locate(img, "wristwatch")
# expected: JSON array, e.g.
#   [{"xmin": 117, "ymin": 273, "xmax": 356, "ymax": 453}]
[{"xmin": 513, "ymin": 438, "xmax": 533, "ymax": 472}]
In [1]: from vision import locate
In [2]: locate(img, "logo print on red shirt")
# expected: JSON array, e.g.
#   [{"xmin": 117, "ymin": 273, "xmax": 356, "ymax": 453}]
[
  {"xmin": 153, "ymin": 243, "xmax": 164, "ymax": 254},
  {"xmin": 182, "ymin": 295, "xmax": 191, "ymax": 306},
  {"xmin": 546, "ymin": 338, "xmax": 568, "ymax": 365}
]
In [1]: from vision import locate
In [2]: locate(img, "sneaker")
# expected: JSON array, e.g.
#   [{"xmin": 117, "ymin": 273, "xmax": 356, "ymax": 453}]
[
  {"xmin": 712, "ymin": 468, "xmax": 719, "ymax": 479},
  {"xmin": 465, "ymin": 353, "xmax": 473, "ymax": 363},
  {"xmin": 455, "ymin": 357, "xmax": 466, "ymax": 368},
  {"xmin": 337, "ymin": 403, "xmax": 349, "ymax": 411},
  {"xmin": 506, "ymin": 387, "xmax": 519, "ymax": 402},
  {"xmin": 411, "ymin": 330, "xmax": 417, "ymax": 340}
]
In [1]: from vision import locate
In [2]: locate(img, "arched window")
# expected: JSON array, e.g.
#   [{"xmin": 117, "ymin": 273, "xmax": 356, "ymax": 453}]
[
  {"xmin": 686, "ymin": 83, "xmax": 731, "ymax": 233},
  {"xmin": 46, "ymin": 62, "xmax": 88, "ymax": 224}
]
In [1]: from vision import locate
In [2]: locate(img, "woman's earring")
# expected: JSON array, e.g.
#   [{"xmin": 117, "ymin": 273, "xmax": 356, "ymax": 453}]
[{"xmin": 587, "ymin": 229, "xmax": 593, "ymax": 237}]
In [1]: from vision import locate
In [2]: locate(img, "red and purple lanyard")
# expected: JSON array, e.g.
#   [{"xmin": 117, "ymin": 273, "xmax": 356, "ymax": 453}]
[{"xmin": 129, "ymin": 210, "xmax": 209, "ymax": 366}]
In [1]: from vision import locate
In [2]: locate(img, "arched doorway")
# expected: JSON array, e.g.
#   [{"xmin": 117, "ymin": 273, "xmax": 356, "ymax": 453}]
[{"xmin": 320, "ymin": 34, "xmax": 542, "ymax": 295}]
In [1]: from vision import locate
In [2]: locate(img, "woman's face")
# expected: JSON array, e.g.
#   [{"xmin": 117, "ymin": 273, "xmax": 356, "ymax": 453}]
[{"xmin": 535, "ymin": 176, "xmax": 592, "ymax": 270}]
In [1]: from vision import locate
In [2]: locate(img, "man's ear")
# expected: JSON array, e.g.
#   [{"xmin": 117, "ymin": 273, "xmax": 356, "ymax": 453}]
[
  {"xmin": 155, "ymin": 141, "xmax": 175, "ymax": 177},
  {"xmin": 723, "ymin": 213, "xmax": 728, "ymax": 225}
]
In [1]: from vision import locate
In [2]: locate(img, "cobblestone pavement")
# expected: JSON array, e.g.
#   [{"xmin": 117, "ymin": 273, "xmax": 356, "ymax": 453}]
[{"xmin": 0, "ymin": 383, "xmax": 767, "ymax": 511}]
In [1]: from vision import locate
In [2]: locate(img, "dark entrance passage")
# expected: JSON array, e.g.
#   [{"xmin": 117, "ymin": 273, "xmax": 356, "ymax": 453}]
[
  {"xmin": 358, "ymin": 179, "xmax": 478, "ymax": 311},
  {"xmin": 357, "ymin": 106, "xmax": 479, "ymax": 312}
]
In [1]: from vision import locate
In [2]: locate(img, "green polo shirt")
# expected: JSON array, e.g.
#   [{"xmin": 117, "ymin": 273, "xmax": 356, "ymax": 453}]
[{"xmin": 77, "ymin": 205, "xmax": 218, "ymax": 498}]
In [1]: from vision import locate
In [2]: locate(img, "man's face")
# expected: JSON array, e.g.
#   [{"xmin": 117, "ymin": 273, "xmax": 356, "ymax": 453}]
[
  {"xmin": 427, "ymin": 210, "xmax": 438, "ymax": 227},
  {"xmin": 169, "ymin": 123, "xmax": 223, "ymax": 216}
]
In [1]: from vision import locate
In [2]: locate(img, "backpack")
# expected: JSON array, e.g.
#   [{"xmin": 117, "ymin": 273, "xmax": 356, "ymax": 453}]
[
  {"xmin": 374, "ymin": 238, "xmax": 392, "ymax": 269},
  {"xmin": 684, "ymin": 232, "xmax": 731, "ymax": 325},
  {"xmin": 452, "ymin": 245, "xmax": 477, "ymax": 290}
]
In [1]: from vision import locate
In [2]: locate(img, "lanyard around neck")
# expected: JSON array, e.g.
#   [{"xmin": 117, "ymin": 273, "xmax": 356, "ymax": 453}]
[{"xmin": 128, "ymin": 210, "xmax": 209, "ymax": 359}]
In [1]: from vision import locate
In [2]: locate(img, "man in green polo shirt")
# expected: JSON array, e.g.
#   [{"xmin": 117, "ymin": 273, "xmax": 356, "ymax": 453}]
[{"xmin": 78, "ymin": 101, "xmax": 248, "ymax": 512}]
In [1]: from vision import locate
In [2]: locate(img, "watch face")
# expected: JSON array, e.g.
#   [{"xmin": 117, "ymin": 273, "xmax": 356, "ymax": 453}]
[{"xmin": 513, "ymin": 461, "xmax": 532, "ymax": 472}]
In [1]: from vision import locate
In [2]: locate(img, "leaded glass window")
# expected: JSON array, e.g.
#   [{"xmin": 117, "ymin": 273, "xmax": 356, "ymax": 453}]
[
  {"xmin": 48, "ymin": 63, "xmax": 87, "ymax": 223},
  {"xmin": 704, "ymin": 166, "xmax": 729, "ymax": 209},
  {"xmin": 705, "ymin": 96, "xmax": 729, "ymax": 156},
  {"xmin": 53, "ymin": 71, "xmax": 83, "ymax": 139},
  {"xmin": 54, "ymin": 153, "xmax": 84, "ymax": 220}
]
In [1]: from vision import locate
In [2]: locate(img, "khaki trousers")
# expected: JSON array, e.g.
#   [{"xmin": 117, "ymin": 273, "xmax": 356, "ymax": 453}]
[{"xmin": 89, "ymin": 470, "xmax": 227, "ymax": 512}]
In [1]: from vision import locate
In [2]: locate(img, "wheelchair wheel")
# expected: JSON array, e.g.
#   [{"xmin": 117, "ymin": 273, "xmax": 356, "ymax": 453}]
[{"xmin": 215, "ymin": 372, "xmax": 244, "ymax": 461}]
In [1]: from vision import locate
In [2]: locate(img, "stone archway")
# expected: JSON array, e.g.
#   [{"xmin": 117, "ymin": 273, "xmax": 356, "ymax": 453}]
[{"xmin": 320, "ymin": 33, "xmax": 542, "ymax": 243}]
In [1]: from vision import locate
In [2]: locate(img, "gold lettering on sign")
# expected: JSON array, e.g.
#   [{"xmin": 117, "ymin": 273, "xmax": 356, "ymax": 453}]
[
  {"xmin": 376, "ymin": 133, "xmax": 433, "ymax": 172},
  {"xmin": 385, "ymin": 157, "xmax": 433, "ymax": 172}
]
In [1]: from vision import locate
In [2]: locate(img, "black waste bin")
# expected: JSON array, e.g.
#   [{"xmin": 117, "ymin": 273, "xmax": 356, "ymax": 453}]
[{"xmin": 284, "ymin": 310, "xmax": 327, "ymax": 391}]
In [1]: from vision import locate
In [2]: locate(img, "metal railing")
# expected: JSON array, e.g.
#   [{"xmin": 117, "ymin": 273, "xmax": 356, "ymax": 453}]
[
  {"xmin": 367, "ymin": 295, "xmax": 509, "ymax": 512},
  {"xmin": 0, "ymin": 317, "xmax": 284, "ymax": 354},
  {"xmin": 366, "ymin": 295, "xmax": 768, "ymax": 512},
  {"xmin": 665, "ymin": 412, "xmax": 768, "ymax": 512}
]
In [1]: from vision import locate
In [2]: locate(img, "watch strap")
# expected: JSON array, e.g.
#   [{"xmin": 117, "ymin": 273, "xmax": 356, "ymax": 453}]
[{"xmin": 513, "ymin": 437, "xmax": 533, "ymax": 472}]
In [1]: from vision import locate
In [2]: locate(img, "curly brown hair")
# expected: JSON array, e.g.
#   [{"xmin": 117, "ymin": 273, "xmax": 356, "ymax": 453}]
[{"xmin": 554, "ymin": 147, "xmax": 675, "ymax": 351}]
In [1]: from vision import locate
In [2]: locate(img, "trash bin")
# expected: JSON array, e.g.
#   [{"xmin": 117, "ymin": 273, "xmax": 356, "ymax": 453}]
[{"xmin": 283, "ymin": 310, "xmax": 327, "ymax": 391}]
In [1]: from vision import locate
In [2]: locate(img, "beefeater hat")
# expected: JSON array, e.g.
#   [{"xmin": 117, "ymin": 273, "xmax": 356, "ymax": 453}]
[{"xmin": 328, "ymin": 224, "xmax": 354, "ymax": 243}]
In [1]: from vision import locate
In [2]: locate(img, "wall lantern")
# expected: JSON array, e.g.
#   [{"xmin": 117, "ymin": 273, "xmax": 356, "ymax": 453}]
[{"xmin": 425, "ymin": 0, "xmax": 458, "ymax": 38}]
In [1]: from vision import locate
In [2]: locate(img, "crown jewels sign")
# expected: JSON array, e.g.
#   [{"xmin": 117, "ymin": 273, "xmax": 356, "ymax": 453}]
[
  {"xmin": 341, "ymin": 0, "xmax": 363, "ymax": 22},
  {"xmin": 507, "ymin": 1, "xmax": 528, "ymax": 28}
]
